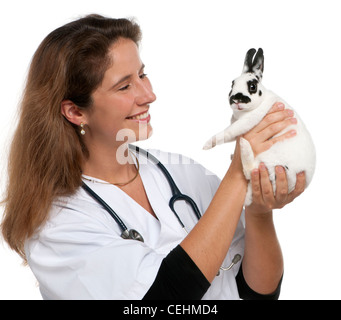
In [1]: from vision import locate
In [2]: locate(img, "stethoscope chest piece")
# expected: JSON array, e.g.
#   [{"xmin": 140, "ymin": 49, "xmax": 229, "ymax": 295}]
[{"xmin": 121, "ymin": 229, "xmax": 144, "ymax": 242}]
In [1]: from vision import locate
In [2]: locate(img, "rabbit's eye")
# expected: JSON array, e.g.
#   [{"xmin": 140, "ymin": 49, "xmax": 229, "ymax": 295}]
[{"xmin": 247, "ymin": 80, "xmax": 258, "ymax": 94}]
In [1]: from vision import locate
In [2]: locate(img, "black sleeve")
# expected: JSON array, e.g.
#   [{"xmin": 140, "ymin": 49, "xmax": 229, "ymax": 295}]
[
  {"xmin": 236, "ymin": 263, "xmax": 283, "ymax": 300},
  {"xmin": 143, "ymin": 245, "xmax": 211, "ymax": 300}
]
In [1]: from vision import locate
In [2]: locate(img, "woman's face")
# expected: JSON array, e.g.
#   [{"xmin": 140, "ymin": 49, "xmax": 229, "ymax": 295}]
[{"xmin": 85, "ymin": 38, "xmax": 156, "ymax": 147}]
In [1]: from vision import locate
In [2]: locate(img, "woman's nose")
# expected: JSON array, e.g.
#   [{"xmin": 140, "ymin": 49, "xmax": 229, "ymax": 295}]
[{"xmin": 136, "ymin": 78, "xmax": 157, "ymax": 106}]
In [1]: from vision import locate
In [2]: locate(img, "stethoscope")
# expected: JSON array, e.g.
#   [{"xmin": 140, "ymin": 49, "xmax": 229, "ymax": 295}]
[{"xmin": 82, "ymin": 145, "xmax": 241, "ymax": 273}]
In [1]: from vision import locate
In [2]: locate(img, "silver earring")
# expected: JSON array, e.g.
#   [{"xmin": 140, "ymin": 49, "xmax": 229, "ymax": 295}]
[{"xmin": 80, "ymin": 123, "xmax": 86, "ymax": 135}]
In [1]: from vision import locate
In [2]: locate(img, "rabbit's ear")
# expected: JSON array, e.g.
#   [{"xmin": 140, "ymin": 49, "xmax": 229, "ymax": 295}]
[
  {"xmin": 242, "ymin": 48, "xmax": 256, "ymax": 73},
  {"xmin": 251, "ymin": 48, "xmax": 264, "ymax": 78}
]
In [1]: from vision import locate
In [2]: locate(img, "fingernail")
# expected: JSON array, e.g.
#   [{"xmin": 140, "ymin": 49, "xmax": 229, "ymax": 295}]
[
  {"xmin": 290, "ymin": 130, "xmax": 297, "ymax": 136},
  {"xmin": 276, "ymin": 166, "xmax": 284, "ymax": 173},
  {"xmin": 252, "ymin": 168, "xmax": 259, "ymax": 176},
  {"xmin": 277, "ymin": 103, "xmax": 285, "ymax": 110},
  {"xmin": 259, "ymin": 163, "xmax": 266, "ymax": 171},
  {"xmin": 287, "ymin": 109, "xmax": 294, "ymax": 116},
  {"xmin": 290, "ymin": 118, "xmax": 297, "ymax": 124}
]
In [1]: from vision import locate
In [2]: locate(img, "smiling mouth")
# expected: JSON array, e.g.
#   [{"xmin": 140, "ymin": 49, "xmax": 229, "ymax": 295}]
[{"xmin": 126, "ymin": 110, "xmax": 150, "ymax": 121}]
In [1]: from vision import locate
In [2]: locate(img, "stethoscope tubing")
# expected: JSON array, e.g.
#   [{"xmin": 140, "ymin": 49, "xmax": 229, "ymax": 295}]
[
  {"xmin": 81, "ymin": 182, "xmax": 130, "ymax": 238},
  {"xmin": 81, "ymin": 145, "xmax": 241, "ymax": 272},
  {"xmin": 132, "ymin": 145, "xmax": 202, "ymax": 221},
  {"xmin": 82, "ymin": 145, "xmax": 201, "ymax": 237}
]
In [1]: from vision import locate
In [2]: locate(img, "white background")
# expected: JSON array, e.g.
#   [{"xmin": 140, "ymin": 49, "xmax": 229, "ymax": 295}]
[{"xmin": 0, "ymin": 0, "xmax": 340, "ymax": 300}]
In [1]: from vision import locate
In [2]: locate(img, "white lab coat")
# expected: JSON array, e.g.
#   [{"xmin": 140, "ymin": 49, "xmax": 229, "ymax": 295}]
[{"xmin": 25, "ymin": 149, "xmax": 245, "ymax": 300}]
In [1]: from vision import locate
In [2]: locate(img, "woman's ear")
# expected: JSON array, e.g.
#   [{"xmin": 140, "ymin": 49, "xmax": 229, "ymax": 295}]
[{"xmin": 61, "ymin": 100, "xmax": 86, "ymax": 126}]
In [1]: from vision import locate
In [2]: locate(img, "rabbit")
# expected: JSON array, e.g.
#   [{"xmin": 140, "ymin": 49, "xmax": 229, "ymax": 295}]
[{"xmin": 203, "ymin": 48, "xmax": 316, "ymax": 206}]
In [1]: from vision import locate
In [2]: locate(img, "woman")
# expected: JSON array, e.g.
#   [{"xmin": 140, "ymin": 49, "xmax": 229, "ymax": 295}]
[{"xmin": 1, "ymin": 14, "xmax": 305, "ymax": 300}]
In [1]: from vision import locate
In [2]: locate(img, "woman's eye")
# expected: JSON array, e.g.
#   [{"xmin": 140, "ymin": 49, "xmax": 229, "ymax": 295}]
[
  {"xmin": 118, "ymin": 74, "xmax": 147, "ymax": 91},
  {"xmin": 119, "ymin": 84, "xmax": 130, "ymax": 91}
]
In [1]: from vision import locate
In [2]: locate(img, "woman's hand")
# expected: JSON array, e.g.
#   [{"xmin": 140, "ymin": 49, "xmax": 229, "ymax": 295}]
[
  {"xmin": 230, "ymin": 102, "xmax": 296, "ymax": 176},
  {"xmin": 242, "ymin": 102, "xmax": 297, "ymax": 158},
  {"xmin": 230, "ymin": 101, "xmax": 305, "ymax": 215},
  {"xmin": 246, "ymin": 164, "xmax": 306, "ymax": 215}
]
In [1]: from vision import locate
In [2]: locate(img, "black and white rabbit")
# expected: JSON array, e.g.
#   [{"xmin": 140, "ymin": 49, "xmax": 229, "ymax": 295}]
[{"xmin": 203, "ymin": 48, "xmax": 316, "ymax": 206}]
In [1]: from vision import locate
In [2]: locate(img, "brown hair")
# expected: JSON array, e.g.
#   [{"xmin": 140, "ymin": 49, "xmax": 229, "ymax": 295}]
[{"xmin": 1, "ymin": 14, "xmax": 142, "ymax": 260}]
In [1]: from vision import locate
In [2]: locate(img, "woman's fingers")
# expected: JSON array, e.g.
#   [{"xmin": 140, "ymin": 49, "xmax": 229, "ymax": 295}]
[
  {"xmin": 249, "ymin": 164, "xmax": 274, "ymax": 213},
  {"xmin": 245, "ymin": 119, "xmax": 297, "ymax": 158},
  {"xmin": 257, "ymin": 116, "xmax": 297, "ymax": 142},
  {"xmin": 274, "ymin": 166, "xmax": 288, "ymax": 206},
  {"xmin": 259, "ymin": 163, "xmax": 274, "ymax": 206},
  {"xmin": 267, "ymin": 102, "xmax": 285, "ymax": 114},
  {"xmin": 287, "ymin": 172, "xmax": 306, "ymax": 203},
  {"xmin": 244, "ymin": 102, "xmax": 283, "ymax": 137},
  {"xmin": 251, "ymin": 168, "xmax": 262, "ymax": 203},
  {"xmin": 249, "ymin": 165, "xmax": 306, "ymax": 214},
  {"xmin": 242, "ymin": 102, "xmax": 297, "ymax": 158},
  {"xmin": 253, "ymin": 108, "xmax": 295, "ymax": 135},
  {"xmin": 262, "ymin": 126, "xmax": 297, "ymax": 151}
]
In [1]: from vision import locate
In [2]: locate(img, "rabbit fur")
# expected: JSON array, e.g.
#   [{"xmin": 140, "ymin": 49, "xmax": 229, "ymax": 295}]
[{"xmin": 203, "ymin": 48, "xmax": 316, "ymax": 206}]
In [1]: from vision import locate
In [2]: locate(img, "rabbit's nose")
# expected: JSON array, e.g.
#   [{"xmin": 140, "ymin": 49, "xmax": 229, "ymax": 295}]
[{"xmin": 229, "ymin": 93, "xmax": 251, "ymax": 105}]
